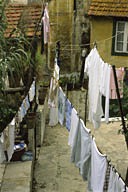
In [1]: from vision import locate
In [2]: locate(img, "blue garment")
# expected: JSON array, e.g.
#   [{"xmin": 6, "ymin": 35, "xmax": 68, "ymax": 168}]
[
  {"xmin": 65, "ymin": 99, "xmax": 73, "ymax": 131},
  {"xmin": 58, "ymin": 87, "xmax": 66, "ymax": 125}
]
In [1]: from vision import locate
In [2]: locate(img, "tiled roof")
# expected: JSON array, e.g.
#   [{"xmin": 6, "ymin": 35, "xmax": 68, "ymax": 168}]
[
  {"xmin": 88, "ymin": 0, "xmax": 128, "ymax": 17},
  {"xmin": 5, "ymin": 3, "xmax": 42, "ymax": 37}
]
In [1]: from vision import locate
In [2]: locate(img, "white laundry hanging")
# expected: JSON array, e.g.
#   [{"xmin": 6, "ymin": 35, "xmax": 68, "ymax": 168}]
[
  {"xmin": 84, "ymin": 47, "xmax": 111, "ymax": 128},
  {"xmin": 68, "ymin": 107, "xmax": 79, "ymax": 149},
  {"xmin": 91, "ymin": 137, "xmax": 107, "ymax": 192},
  {"xmin": 42, "ymin": 3, "xmax": 50, "ymax": 44},
  {"xmin": 107, "ymin": 166, "xmax": 126, "ymax": 192}
]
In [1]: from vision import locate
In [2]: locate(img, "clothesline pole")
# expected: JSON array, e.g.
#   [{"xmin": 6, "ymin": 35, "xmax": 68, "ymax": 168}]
[{"xmin": 112, "ymin": 65, "xmax": 128, "ymax": 150}]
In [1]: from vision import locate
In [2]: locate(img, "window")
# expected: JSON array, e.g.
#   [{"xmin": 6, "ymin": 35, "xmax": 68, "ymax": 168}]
[{"xmin": 112, "ymin": 20, "xmax": 128, "ymax": 55}]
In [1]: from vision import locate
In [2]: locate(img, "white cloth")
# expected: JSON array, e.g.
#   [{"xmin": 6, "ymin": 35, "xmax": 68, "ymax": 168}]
[
  {"xmin": 84, "ymin": 48, "xmax": 111, "ymax": 128},
  {"xmin": 84, "ymin": 48, "xmax": 103, "ymax": 128},
  {"xmin": 107, "ymin": 167, "xmax": 126, "ymax": 192},
  {"xmin": 58, "ymin": 87, "xmax": 66, "ymax": 126},
  {"xmin": 68, "ymin": 108, "xmax": 79, "ymax": 148},
  {"xmin": 17, "ymin": 107, "xmax": 23, "ymax": 123},
  {"xmin": 70, "ymin": 118, "xmax": 92, "ymax": 191},
  {"xmin": 79, "ymin": 119, "xmax": 91, "ymax": 181},
  {"xmin": 0, "ymin": 118, "xmax": 15, "ymax": 163},
  {"xmin": 42, "ymin": 5, "xmax": 50, "ymax": 44},
  {"xmin": 7, "ymin": 118, "xmax": 15, "ymax": 161},
  {"xmin": 29, "ymin": 80, "xmax": 35, "ymax": 102},
  {"xmin": 49, "ymin": 85, "xmax": 58, "ymax": 127},
  {"xmin": 53, "ymin": 60, "xmax": 60, "ymax": 81},
  {"xmin": 100, "ymin": 62, "xmax": 111, "ymax": 123},
  {"xmin": 48, "ymin": 77, "xmax": 58, "ymax": 108},
  {"xmin": 65, "ymin": 98, "xmax": 72, "ymax": 131},
  {"xmin": 48, "ymin": 68, "xmax": 59, "ymax": 126},
  {"xmin": 91, "ymin": 138, "xmax": 107, "ymax": 192},
  {"xmin": 68, "ymin": 109, "xmax": 93, "ymax": 191},
  {"xmin": 118, "ymin": 177, "xmax": 126, "ymax": 192},
  {"xmin": 49, "ymin": 107, "xmax": 58, "ymax": 127},
  {"xmin": 0, "ymin": 133, "xmax": 5, "ymax": 163},
  {"xmin": 25, "ymin": 95, "xmax": 30, "ymax": 111}
]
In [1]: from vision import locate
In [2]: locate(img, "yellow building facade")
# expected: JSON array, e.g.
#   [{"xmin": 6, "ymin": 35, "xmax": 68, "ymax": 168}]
[
  {"xmin": 88, "ymin": 0, "xmax": 128, "ymax": 68},
  {"xmin": 90, "ymin": 17, "xmax": 128, "ymax": 68}
]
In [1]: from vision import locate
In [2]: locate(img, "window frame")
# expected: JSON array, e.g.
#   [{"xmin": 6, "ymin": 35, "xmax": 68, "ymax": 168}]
[{"xmin": 112, "ymin": 18, "xmax": 128, "ymax": 56}]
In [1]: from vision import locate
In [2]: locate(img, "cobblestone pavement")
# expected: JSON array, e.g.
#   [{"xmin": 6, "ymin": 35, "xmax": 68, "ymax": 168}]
[
  {"xmin": 32, "ymin": 123, "xmax": 88, "ymax": 192},
  {"xmin": 86, "ymin": 120, "xmax": 128, "ymax": 181},
  {"xmin": 32, "ymin": 90, "xmax": 128, "ymax": 192}
]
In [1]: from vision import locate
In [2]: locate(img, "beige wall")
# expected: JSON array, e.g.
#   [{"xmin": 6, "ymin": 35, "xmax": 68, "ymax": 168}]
[
  {"xmin": 48, "ymin": 0, "xmax": 74, "ymax": 72},
  {"xmin": 90, "ymin": 17, "xmax": 128, "ymax": 68}
]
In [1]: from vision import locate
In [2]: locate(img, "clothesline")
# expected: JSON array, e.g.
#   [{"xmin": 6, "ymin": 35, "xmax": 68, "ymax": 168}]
[
  {"xmin": 49, "ymin": 31, "xmax": 124, "ymax": 48},
  {"xmin": 84, "ymin": 47, "xmax": 126, "ymax": 128},
  {"xmin": 55, "ymin": 84, "xmax": 128, "ymax": 191},
  {"xmin": 0, "ymin": 80, "xmax": 36, "ymax": 163},
  {"xmin": 48, "ymin": 54, "xmax": 128, "ymax": 190}
]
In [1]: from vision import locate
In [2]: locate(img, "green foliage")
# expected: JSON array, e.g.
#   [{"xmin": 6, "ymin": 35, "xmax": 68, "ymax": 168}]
[
  {"xmin": 0, "ymin": 1, "xmax": 32, "ymax": 132},
  {"xmin": 59, "ymin": 76, "xmax": 69, "ymax": 87},
  {"xmin": 109, "ymin": 83, "xmax": 128, "ymax": 118},
  {"xmin": 35, "ymin": 47, "xmax": 46, "ymax": 80},
  {"xmin": 0, "ymin": 1, "xmax": 31, "ymax": 90},
  {"xmin": 59, "ymin": 73, "xmax": 80, "ymax": 90},
  {"xmin": 0, "ymin": 99, "xmax": 17, "ymax": 132}
]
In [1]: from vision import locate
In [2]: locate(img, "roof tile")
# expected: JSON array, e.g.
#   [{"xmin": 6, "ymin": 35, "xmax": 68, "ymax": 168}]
[
  {"xmin": 5, "ymin": 3, "xmax": 42, "ymax": 37},
  {"xmin": 88, "ymin": 0, "xmax": 128, "ymax": 17}
]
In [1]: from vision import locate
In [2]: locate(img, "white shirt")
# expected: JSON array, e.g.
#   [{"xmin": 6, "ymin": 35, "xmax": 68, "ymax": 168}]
[
  {"xmin": 84, "ymin": 48, "xmax": 111, "ymax": 128},
  {"xmin": 84, "ymin": 48, "xmax": 104, "ymax": 128},
  {"xmin": 91, "ymin": 138, "xmax": 107, "ymax": 192},
  {"xmin": 68, "ymin": 108, "xmax": 79, "ymax": 149}
]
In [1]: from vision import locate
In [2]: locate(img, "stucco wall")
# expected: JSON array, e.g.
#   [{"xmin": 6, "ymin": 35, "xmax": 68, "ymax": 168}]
[
  {"xmin": 48, "ymin": 0, "xmax": 90, "ymax": 73},
  {"xmin": 90, "ymin": 17, "xmax": 128, "ymax": 68},
  {"xmin": 48, "ymin": 0, "xmax": 74, "ymax": 72},
  {"xmin": 71, "ymin": 0, "xmax": 90, "ymax": 72}
]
